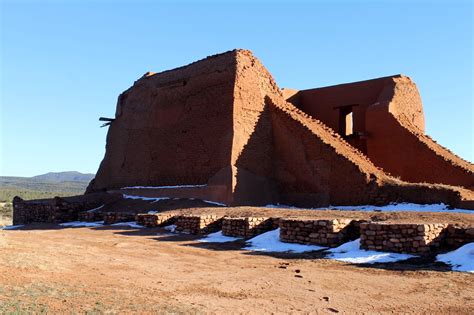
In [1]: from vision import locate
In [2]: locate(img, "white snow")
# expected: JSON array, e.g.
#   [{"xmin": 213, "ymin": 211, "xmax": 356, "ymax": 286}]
[
  {"xmin": 122, "ymin": 194, "xmax": 226, "ymax": 206},
  {"xmin": 244, "ymin": 228, "xmax": 327, "ymax": 253},
  {"xmin": 266, "ymin": 202, "xmax": 473, "ymax": 214},
  {"xmin": 163, "ymin": 224, "xmax": 176, "ymax": 233},
  {"xmin": 59, "ymin": 221, "xmax": 104, "ymax": 227},
  {"xmin": 2, "ymin": 225, "xmax": 25, "ymax": 230},
  {"xmin": 86, "ymin": 205, "xmax": 104, "ymax": 212},
  {"xmin": 121, "ymin": 184, "xmax": 207, "ymax": 189},
  {"xmin": 147, "ymin": 211, "xmax": 158, "ymax": 214},
  {"xmin": 326, "ymin": 239, "xmax": 416, "ymax": 264},
  {"xmin": 436, "ymin": 243, "xmax": 474, "ymax": 273},
  {"xmin": 110, "ymin": 221, "xmax": 144, "ymax": 228},
  {"xmin": 198, "ymin": 231, "xmax": 242, "ymax": 243},
  {"xmin": 122, "ymin": 194, "xmax": 171, "ymax": 202},
  {"xmin": 201, "ymin": 200, "xmax": 227, "ymax": 206}
]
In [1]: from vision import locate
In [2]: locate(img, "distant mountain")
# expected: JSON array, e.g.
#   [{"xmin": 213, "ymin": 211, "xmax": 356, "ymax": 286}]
[
  {"xmin": 0, "ymin": 172, "xmax": 95, "ymax": 202},
  {"xmin": 32, "ymin": 171, "xmax": 95, "ymax": 182}
]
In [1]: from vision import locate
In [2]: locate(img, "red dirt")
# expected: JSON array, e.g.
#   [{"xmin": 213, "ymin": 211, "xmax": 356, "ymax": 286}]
[{"xmin": 1, "ymin": 216, "xmax": 473, "ymax": 313}]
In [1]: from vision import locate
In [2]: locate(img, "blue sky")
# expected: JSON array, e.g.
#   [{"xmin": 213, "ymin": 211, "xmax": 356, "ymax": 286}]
[{"xmin": 1, "ymin": 0, "xmax": 472, "ymax": 176}]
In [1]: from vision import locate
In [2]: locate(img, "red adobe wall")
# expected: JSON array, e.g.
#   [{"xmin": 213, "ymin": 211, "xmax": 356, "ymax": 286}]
[
  {"xmin": 366, "ymin": 78, "xmax": 474, "ymax": 189},
  {"xmin": 285, "ymin": 76, "xmax": 473, "ymax": 189},
  {"xmin": 87, "ymin": 52, "xmax": 238, "ymax": 194}
]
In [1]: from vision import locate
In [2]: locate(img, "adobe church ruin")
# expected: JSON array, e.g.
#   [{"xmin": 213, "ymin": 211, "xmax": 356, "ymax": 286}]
[
  {"xmin": 85, "ymin": 49, "xmax": 473, "ymax": 208},
  {"xmin": 12, "ymin": 49, "xmax": 474, "ymax": 226}
]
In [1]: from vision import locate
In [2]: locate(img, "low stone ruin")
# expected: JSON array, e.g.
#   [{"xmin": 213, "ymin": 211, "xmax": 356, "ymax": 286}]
[
  {"xmin": 135, "ymin": 213, "xmax": 176, "ymax": 228},
  {"xmin": 279, "ymin": 218, "xmax": 360, "ymax": 247},
  {"xmin": 12, "ymin": 196, "xmax": 102, "ymax": 224},
  {"xmin": 78, "ymin": 211, "xmax": 103, "ymax": 222},
  {"xmin": 175, "ymin": 215, "xmax": 223, "ymax": 234},
  {"xmin": 445, "ymin": 225, "xmax": 474, "ymax": 249},
  {"xmin": 360, "ymin": 222, "xmax": 448, "ymax": 254},
  {"xmin": 221, "ymin": 217, "xmax": 278, "ymax": 238},
  {"xmin": 103, "ymin": 212, "xmax": 136, "ymax": 225}
]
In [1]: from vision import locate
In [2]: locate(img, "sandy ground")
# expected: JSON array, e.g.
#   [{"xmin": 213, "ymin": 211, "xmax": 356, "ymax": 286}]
[{"xmin": 1, "ymin": 215, "xmax": 473, "ymax": 314}]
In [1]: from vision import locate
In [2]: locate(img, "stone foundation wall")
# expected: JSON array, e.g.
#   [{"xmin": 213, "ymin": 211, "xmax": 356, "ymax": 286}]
[
  {"xmin": 175, "ymin": 215, "xmax": 222, "ymax": 234},
  {"xmin": 12, "ymin": 196, "xmax": 102, "ymax": 225},
  {"xmin": 445, "ymin": 225, "xmax": 474, "ymax": 249},
  {"xmin": 135, "ymin": 213, "xmax": 176, "ymax": 227},
  {"xmin": 360, "ymin": 222, "xmax": 448, "ymax": 254},
  {"xmin": 103, "ymin": 212, "xmax": 136, "ymax": 225},
  {"xmin": 78, "ymin": 211, "xmax": 104, "ymax": 222},
  {"xmin": 279, "ymin": 218, "xmax": 355, "ymax": 247},
  {"xmin": 221, "ymin": 217, "xmax": 277, "ymax": 238}
]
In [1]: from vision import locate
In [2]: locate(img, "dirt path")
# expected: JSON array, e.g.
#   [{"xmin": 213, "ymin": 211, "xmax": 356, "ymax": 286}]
[{"xmin": 1, "ymin": 224, "xmax": 473, "ymax": 314}]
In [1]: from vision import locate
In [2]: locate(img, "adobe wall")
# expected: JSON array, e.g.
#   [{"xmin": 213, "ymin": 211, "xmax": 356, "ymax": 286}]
[
  {"xmin": 229, "ymin": 50, "xmax": 281, "ymax": 205},
  {"xmin": 285, "ymin": 76, "xmax": 473, "ymax": 189},
  {"xmin": 365, "ymin": 80, "xmax": 474, "ymax": 188},
  {"xmin": 87, "ymin": 51, "xmax": 239, "ymax": 195},
  {"xmin": 267, "ymin": 95, "xmax": 389, "ymax": 207},
  {"xmin": 286, "ymin": 75, "xmax": 424, "ymax": 139}
]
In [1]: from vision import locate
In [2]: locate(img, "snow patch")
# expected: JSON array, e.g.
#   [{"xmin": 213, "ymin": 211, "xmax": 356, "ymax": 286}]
[
  {"xmin": 59, "ymin": 221, "xmax": 104, "ymax": 228},
  {"xmin": 2, "ymin": 225, "xmax": 25, "ymax": 230},
  {"xmin": 122, "ymin": 194, "xmax": 226, "ymax": 206},
  {"xmin": 110, "ymin": 221, "xmax": 143, "ymax": 228},
  {"xmin": 198, "ymin": 231, "xmax": 242, "ymax": 243},
  {"xmin": 266, "ymin": 202, "xmax": 473, "ymax": 214},
  {"xmin": 163, "ymin": 224, "xmax": 176, "ymax": 233},
  {"xmin": 244, "ymin": 228, "xmax": 327, "ymax": 253},
  {"xmin": 326, "ymin": 239, "xmax": 416, "ymax": 264},
  {"xmin": 147, "ymin": 211, "xmax": 158, "ymax": 214},
  {"xmin": 202, "ymin": 200, "xmax": 226, "ymax": 206},
  {"xmin": 122, "ymin": 194, "xmax": 171, "ymax": 202},
  {"xmin": 121, "ymin": 184, "xmax": 207, "ymax": 189},
  {"xmin": 436, "ymin": 243, "xmax": 474, "ymax": 273},
  {"xmin": 86, "ymin": 205, "xmax": 104, "ymax": 213}
]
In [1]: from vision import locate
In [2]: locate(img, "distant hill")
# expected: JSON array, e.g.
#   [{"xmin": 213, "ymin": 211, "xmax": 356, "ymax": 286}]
[
  {"xmin": 0, "ymin": 172, "xmax": 95, "ymax": 202},
  {"xmin": 32, "ymin": 171, "xmax": 95, "ymax": 182}
]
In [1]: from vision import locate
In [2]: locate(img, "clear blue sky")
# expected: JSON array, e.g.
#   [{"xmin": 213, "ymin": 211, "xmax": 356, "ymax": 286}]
[{"xmin": 1, "ymin": 0, "xmax": 472, "ymax": 177}]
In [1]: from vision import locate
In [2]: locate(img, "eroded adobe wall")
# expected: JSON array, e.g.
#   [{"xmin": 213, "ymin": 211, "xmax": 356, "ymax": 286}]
[
  {"xmin": 366, "ymin": 77, "xmax": 474, "ymax": 189},
  {"xmin": 267, "ymin": 95, "xmax": 389, "ymax": 207},
  {"xmin": 88, "ymin": 51, "xmax": 239, "ymax": 193},
  {"xmin": 229, "ymin": 50, "xmax": 281, "ymax": 205},
  {"xmin": 286, "ymin": 75, "xmax": 473, "ymax": 189}
]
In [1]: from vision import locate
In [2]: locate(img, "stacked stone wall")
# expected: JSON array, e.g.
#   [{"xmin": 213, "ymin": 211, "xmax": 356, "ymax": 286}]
[
  {"xmin": 221, "ymin": 217, "xmax": 277, "ymax": 238},
  {"xmin": 175, "ymin": 215, "xmax": 222, "ymax": 234},
  {"xmin": 103, "ymin": 212, "xmax": 136, "ymax": 225},
  {"xmin": 360, "ymin": 222, "xmax": 448, "ymax": 254},
  {"xmin": 12, "ymin": 196, "xmax": 102, "ymax": 225},
  {"xmin": 445, "ymin": 225, "xmax": 474, "ymax": 249},
  {"xmin": 135, "ymin": 213, "xmax": 176, "ymax": 227},
  {"xmin": 78, "ymin": 211, "xmax": 104, "ymax": 222},
  {"xmin": 279, "ymin": 218, "xmax": 355, "ymax": 247}
]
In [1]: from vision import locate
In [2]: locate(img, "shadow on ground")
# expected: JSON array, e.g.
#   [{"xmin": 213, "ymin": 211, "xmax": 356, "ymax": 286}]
[{"xmin": 5, "ymin": 223, "xmax": 454, "ymax": 273}]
